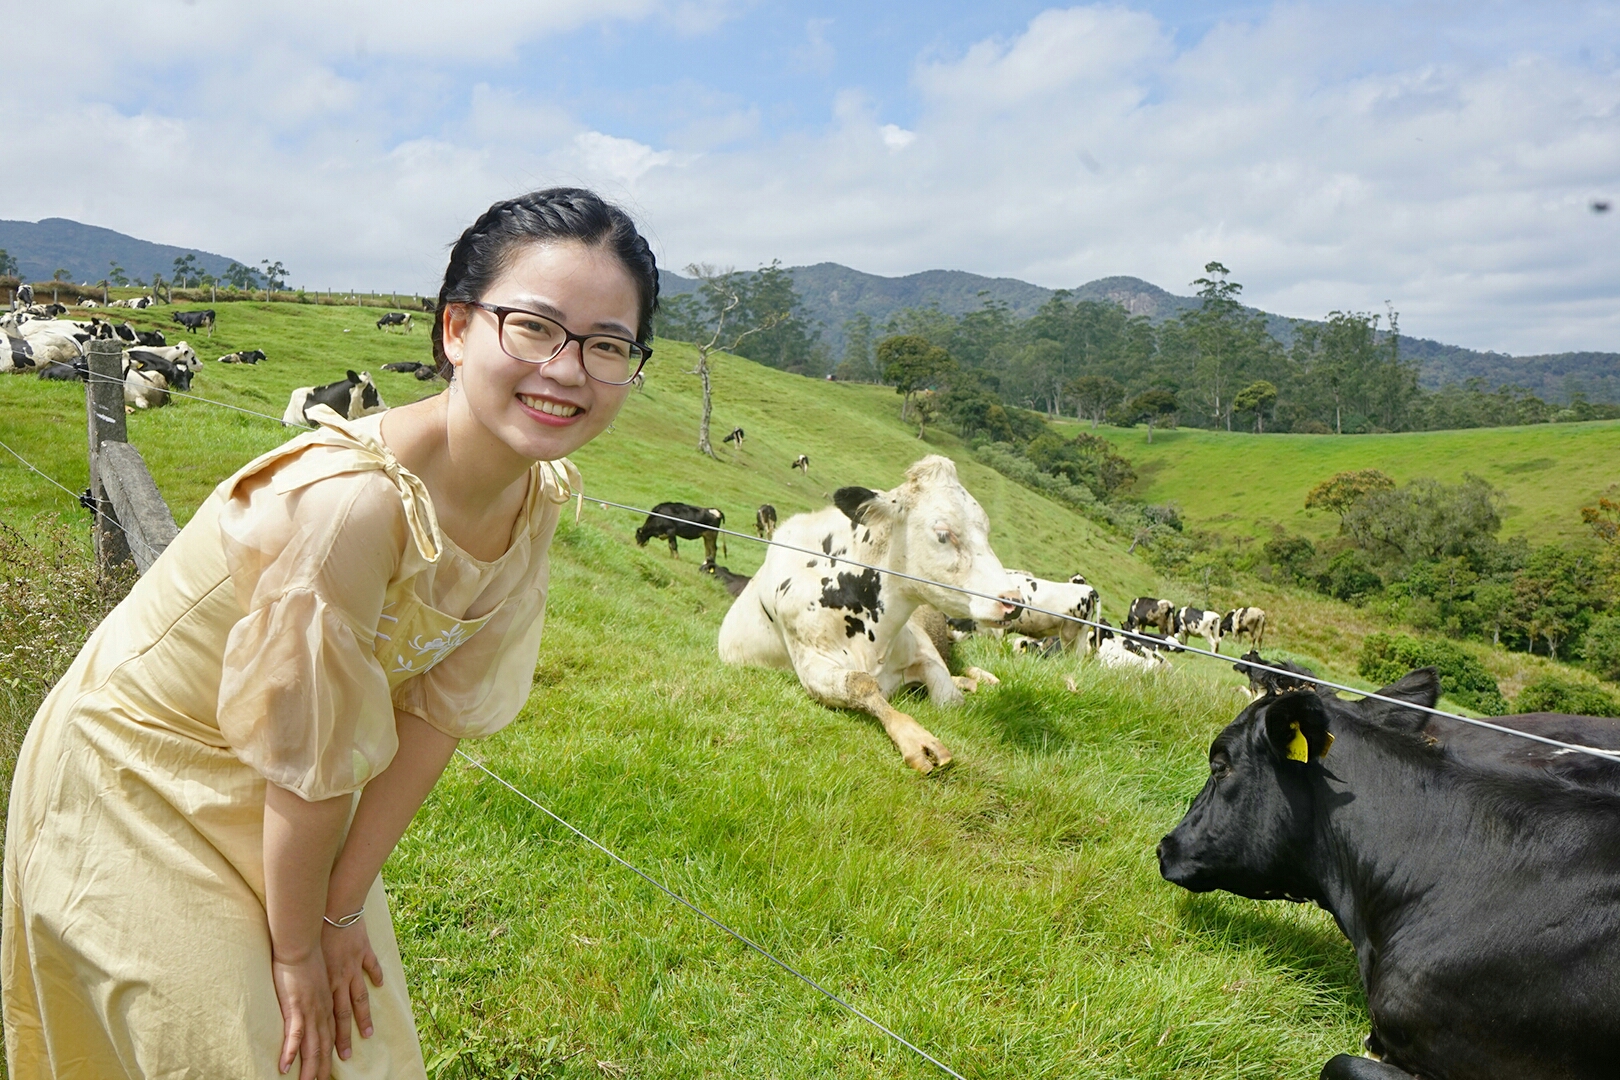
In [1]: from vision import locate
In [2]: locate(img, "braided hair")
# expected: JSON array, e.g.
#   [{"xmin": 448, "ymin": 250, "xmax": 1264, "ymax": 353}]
[{"xmin": 431, "ymin": 188, "xmax": 660, "ymax": 378}]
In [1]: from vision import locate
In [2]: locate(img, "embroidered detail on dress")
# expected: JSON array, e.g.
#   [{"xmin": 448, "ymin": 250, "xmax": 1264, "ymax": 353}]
[{"xmin": 393, "ymin": 621, "xmax": 478, "ymax": 675}]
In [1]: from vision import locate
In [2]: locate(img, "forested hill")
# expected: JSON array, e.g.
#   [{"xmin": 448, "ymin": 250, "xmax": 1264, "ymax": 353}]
[
  {"xmin": 661, "ymin": 263, "xmax": 1618, "ymax": 403},
  {"xmin": 0, "ymin": 218, "xmax": 244, "ymax": 284}
]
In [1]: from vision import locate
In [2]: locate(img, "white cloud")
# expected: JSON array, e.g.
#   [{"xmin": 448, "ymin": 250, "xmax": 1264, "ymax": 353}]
[{"xmin": 879, "ymin": 124, "xmax": 916, "ymax": 151}]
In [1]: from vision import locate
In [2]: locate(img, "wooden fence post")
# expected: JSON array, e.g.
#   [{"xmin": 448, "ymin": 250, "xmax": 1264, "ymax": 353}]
[{"xmin": 85, "ymin": 339, "xmax": 129, "ymax": 569}]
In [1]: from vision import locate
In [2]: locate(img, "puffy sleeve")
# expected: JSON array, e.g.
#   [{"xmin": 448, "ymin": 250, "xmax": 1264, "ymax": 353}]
[
  {"xmin": 215, "ymin": 459, "xmax": 407, "ymax": 801},
  {"xmin": 392, "ymin": 496, "xmax": 561, "ymax": 740}
]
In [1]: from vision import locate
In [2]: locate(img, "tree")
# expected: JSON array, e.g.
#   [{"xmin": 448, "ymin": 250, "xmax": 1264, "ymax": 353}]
[
  {"xmin": 1305, "ymin": 469, "xmax": 1396, "ymax": 527},
  {"xmin": 52, "ymin": 268, "xmax": 69, "ymax": 282},
  {"xmin": 0, "ymin": 249, "xmax": 18, "ymax": 277},
  {"xmin": 107, "ymin": 261, "xmax": 129, "ymax": 287},
  {"xmin": 1182, "ymin": 262, "xmax": 1252, "ymax": 430},
  {"xmin": 1066, "ymin": 374, "xmax": 1123, "ymax": 429},
  {"xmin": 260, "ymin": 260, "xmax": 288, "ymax": 298},
  {"xmin": 223, "ymin": 262, "xmax": 260, "ymax": 290},
  {"xmin": 835, "ymin": 312, "xmax": 878, "ymax": 382},
  {"xmin": 680, "ymin": 264, "xmax": 788, "ymax": 457},
  {"xmin": 1233, "ymin": 379, "xmax": 1279, "ymax": 432},
  {"xmin": 171, "ymin": 254, "xmax": 200, "ymax": 288},
  {"xmin": 1126, "ymin": 389, "xmax": 1178, "ymax": 443},
  {"xmin": 911, "ymin": 389, "xmax": 941, "ymax": 439},
  {"xmin": 1341, "ymin": 475, "xmax": 1502, "ymax": 566},
  {"xmin": 877, "ymin": 335, "xmax": 955, "ymax": 421}
]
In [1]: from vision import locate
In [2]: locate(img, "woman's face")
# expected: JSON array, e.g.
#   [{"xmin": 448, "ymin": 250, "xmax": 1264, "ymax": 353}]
[{"xmin": 443, "ymin": 239, "xmax": 641, "ymax": 463}]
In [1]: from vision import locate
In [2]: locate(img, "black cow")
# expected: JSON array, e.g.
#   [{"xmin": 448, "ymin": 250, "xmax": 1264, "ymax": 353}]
[
  {"xmin": 172, "ymin": 309, "xmax": 216, "ymax": 337},
  {"xmin": 282, "ymin": 370, "xmax": 386, "ymax": 426},
  {"xmin": 1231, "ymin": 650, "xmax": 1325, "ymax": 699},
  {"xmin": 699, "ymin": 561, "xmax": 751, "ymax": 597},
  {"xmin": 722, "ymin": 426, "xmax": 745, "ymax": 449},
  {"xmin": 1159, "ymin": 670, "xmax": 1620, "ymax": 1080},
  {"xmin": 381, "ymin": 360, "xmax": 438, "ymax": 380},
  {"xmin": 755, "ymin": 503, "xmax": 777, "ymax": 540},
  {"xmin": 376, "ymin": 311, "xmax": 412, "ymax": 332},
  {"xmin": 135, "ymin": 329, "xmax": 166, "ymax": 347},
  {"xmin": 217, "ymin": 349, "xmax": 267, "ymax": 364},
  {"xmin": 37, "ymin": 359, "xmax": 86, "ymax": 381},
  {"xmin": 1123, "ymin": 597, "xmax": 1174, "ymax": 636},
  {"xmin": 635, "ymin": 503, "xmax": 725, "ymax": 562}
]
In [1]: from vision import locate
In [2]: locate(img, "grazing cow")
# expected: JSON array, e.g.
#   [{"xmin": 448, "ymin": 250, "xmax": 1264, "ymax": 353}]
[
  {"xmin": 1231, "ymin": 650, "xmax": 1325, "ymax": 699},
  {"xmin": 217, "ymin": 349, "xmax": 267, "ymax": 364},
  {"xmin": 1000, "ymin": 571, "xmax": 1101, "ymax": 653},
  {"xmin": 37, "ymin": 359, "xmax": 86, "ymax": 381},
  {"xmin": 1221, "ymin": 606, "xmax": 1267, "ymax": 650},
  {"xmin": 122, "ymin": 352, "xmax": 195, "ymax": 409},
  {"xmin": 171, "ymin": 309, "xmax": 215, "ymax": 336},
  {"xmin": 634, "ymin": 503, "xmax": 725, "ymax": 562},
  {"xmin": 282, "ymin": 370, "xmax": 386, "ymax": 427},
  {"xmin": 699, "ymin": 561, "xmax": 751, "ymax": 598},
  {"xmin": 1158, "ymin": 670, "xmax": 1620, "ymax": 1080},
  {"xmin": 791, "ymin": 454, "xmax": 810, "ymax": 473},
  {"xmin": 1174, "ymin": 606, "xmax": 1224, "ymax": 654},
  {"xmin": 376, "ymin": 311, "xmax": 412, "ymax": 332},
  {"xmin": 717, "ymin": 456, "xmax": 1021, "ymax": 774},
  {"xmin": 1123, "ymin": 597, "xmax": 1175, "ymax": 637},
  {"xmin": 722, "ymin": 426, "xmax": 745, "ymax": 450},
  {"xmin": 755, "ymin": 503, "xmax": 778, "ymax": 540}
]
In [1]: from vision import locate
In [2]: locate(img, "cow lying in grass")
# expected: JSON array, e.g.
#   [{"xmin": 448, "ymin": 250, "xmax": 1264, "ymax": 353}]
[
  {"xmin": 718, "ymin": 456, "xmax": 1020, "ymax": 774},
  {"xmin": 1159, "ymin": 669, "xmax": 1620, "ymax": 1080}
]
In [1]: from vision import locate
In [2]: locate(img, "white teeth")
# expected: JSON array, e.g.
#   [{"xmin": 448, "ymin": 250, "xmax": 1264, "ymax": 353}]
[{"xmin": 521, "ymin": 395, "xmax": 580, "ymax": 417}]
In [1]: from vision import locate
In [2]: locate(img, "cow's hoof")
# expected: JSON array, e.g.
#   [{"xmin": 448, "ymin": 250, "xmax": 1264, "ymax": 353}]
[
  {"xmin": 1063, "ymin": 675, "xmax": 1080, "ymax": 693},
  {"xmin": 952, "ymin": 675, "xmax": 979, "ymax": 694},
  {"xmin": 962, "ymin": 665, "xmax": 1000, "ymax": 686},
  {"xmin": 904, "ymin": 738, "xmax": 954, "ymax": 775}
]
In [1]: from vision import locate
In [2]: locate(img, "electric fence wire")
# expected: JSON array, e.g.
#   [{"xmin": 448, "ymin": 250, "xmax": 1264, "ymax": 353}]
[{"xmin": 0, "ymin": 435, "xmax": 164, "ymax": 566}]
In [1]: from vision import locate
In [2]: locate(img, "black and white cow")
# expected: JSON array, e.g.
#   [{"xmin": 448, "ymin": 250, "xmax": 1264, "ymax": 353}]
[
  {"xmin": 380, "ymin": 360, "xmax": 439, "ymax": 381},
  {"xmin": 1222, "ymin": 606, "xmax": 1267, "ymax": 650},
  {"xmin": 171, "ymin": 309, "xmax": 216, "ymax": 336},
  {"xmin": 2, "ymin": 333, "xmax": 35, "ymax": 374},
  {"xmin": 1174, "ymin": 606, "xmax": 1224, "ymax": 653},
  {"xmin": 123, "ymin": 352, "xmax": 195, "ymax": 409},
  {"xmin": 699, "ymin": 561, "xmax": 751, "ymax": 597},
  {"xmin": 755, "ymin": 503, "xmax": 778, "ymax": 540},
  {"xmin": 376, "ymin": 311, "xmax": 412, "ymax": 332},
  {"xmin": 1000, "ymin": 571, "xmax": 1101, "ymax": 653},
  {"xmin": 37, "ymin": 359, "xmax": 86, "ymax": 381},
  {"xmin": 635, "ymin": 503, "xmax": 726, "ymax": 562},
  {"xmin": 717, "ymin": 456, "xmax": 1022, "ymax": 774},
  {"xmin": 126, "ymin": 343, "xmax": 200, "ymax": 374},
  {"xmin": 15, "ymin": 284, "xmax": 34, "ymax": 308},
  {"xmin": 791, "ymin": 454, "xmax": 810, "ymax": 473},
  {"xmin": 1159, "ymin": 670, "xmax": 1620, "ymax": 1080},
  {"xmin": 1124, "ymin": 597, "xmax": 1175, "ymax": 637},
  {"xmin": 722, "ymin": 426, "xmax": 745, "ymax": 449},
  {"xmin": 217, "ymin": 350, "xmax": 267, "ymax": 364},
  {"xmin": 282, "ymin": 370, "xmax": 387, "ymax": 427},
  {"xmin": 1231, "ymin": 650, "xmax": 1325, "ymax": 700}
]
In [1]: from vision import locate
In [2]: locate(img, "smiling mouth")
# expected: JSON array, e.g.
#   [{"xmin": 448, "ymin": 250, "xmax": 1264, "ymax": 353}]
[{"xmin": 519, "ymin": 394, "xmax": 581, "ymax": 418}]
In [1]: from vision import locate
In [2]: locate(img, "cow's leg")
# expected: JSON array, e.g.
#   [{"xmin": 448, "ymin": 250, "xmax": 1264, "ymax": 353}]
[
  {"xmin": 703, "ymin": 532, "xmax": 717, "ymax": 563},
  {"xmin": 667, "ymin": 535, "xmax": 679, "ymax": 558},
  {"xmin": 1318, "ymin": 1055, "xmax": 1414, "ymax": 1080},
  {"xmin": 1255, "ymin": 619, "xmax": 1266, "ymax": 650},
  {"xmin": 792, "ymin": 655, "xmax": 952, "ymax": 774}
]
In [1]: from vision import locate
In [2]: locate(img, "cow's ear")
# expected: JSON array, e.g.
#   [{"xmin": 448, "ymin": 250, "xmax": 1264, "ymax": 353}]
[
  {"xmin": 1360, "ymin": 666, "xmax": 1440, "ymax": 731},
  {"xmin": 1262, "ymin": 692, "xmax": 1334, "ymax": 765},
  {"xmin": 347, "ymin": 369, "xmax": 360, "ymax": 382},
  {"xmin": 833, "ymin": 486, "xmax": 881, "ymax": 524}
]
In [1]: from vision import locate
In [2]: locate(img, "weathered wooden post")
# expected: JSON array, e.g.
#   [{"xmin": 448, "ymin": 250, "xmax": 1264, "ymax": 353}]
[{"xmin": 85, "ymin": 338, "xmax": 129, "ymax": 569}]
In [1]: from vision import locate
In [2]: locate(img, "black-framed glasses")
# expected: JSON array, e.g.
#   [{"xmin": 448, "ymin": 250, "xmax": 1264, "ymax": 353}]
[{"xmin": 466, "ymin": 301, "xmax": 652, "ymax": 386}]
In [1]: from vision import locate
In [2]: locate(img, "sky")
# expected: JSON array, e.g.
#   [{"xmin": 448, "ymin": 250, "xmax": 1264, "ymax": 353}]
[{"xmin": 6, "ymin": 0, "xmax": 1617, "ymax": 355}]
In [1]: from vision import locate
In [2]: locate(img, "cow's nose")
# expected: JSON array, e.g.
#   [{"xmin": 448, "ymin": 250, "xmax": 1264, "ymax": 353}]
[{"xmin": 997, "ymin": 590, "xmax": 1023, "ymax": 618}]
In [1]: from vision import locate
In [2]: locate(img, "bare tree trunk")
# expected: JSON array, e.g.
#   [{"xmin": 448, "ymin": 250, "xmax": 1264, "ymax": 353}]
[
  {"xmin": 1146, "ymin": 418, "xmax": 1155, "ymax": 444},
  {"xmin": 696, "ymin": 350, "xmax": 716, "ymax": 458}
]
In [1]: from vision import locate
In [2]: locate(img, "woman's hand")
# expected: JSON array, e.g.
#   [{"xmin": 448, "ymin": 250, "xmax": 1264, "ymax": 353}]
[
  {"xmin": 272, "ymin": 949, "xmax": 336, "ymax": 1080},
  {"xmin": 324, "ymin": 918, "xmax": 385, "ymax": 1060}
]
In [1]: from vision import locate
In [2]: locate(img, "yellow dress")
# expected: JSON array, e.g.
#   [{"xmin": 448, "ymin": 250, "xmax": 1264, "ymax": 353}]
[{"xmin": 3, "ymin": 406, "xmax": 577, "ymax": 1078}]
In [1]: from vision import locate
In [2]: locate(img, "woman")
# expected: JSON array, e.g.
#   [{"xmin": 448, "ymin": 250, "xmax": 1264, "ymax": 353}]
[{"xmin": 3, "ymin": 188, "xmax": 658, "ymax": 1079}]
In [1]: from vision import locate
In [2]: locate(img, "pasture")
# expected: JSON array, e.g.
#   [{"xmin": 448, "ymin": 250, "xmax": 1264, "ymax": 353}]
[
  {"xmin": 1077, "ymin": 417, "xmax": 1620, "ymax": 544},
  {"xmin": 0, "ymin": 301, "xmax": 1557, "ymax": 1076}
]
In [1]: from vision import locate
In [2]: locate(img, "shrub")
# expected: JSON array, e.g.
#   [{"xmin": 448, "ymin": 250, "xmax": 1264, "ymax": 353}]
[
  {"xmin": 1262, "ymin": 534, "xmax": 1316, "ymax": 585},
  {"xmin": 1319, "ymin": 549, "xmax": 1382, "ymax": 602},
  {"xmin": 1515, "ymin": 675, "xmax": 1620, "ymax": 717},
  {"xmin": 1358, "ymin": 632, "xmax": 1508, "ymax": 714},
  {"xmin": 1580, "ymin": 615, "xmax": 1620, "ymax": 682}
]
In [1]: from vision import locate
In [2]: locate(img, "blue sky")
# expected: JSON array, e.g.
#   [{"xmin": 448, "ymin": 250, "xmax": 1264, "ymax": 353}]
[{"xmin": 5, "ymin": 1, "xmax": 1617, "ymax": 353}]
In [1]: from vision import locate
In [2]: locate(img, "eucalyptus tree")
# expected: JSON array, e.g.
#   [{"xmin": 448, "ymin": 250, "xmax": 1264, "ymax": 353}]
[{"xmin": 679, "ymin": 264, "xmax": 788, "ymax": 457}]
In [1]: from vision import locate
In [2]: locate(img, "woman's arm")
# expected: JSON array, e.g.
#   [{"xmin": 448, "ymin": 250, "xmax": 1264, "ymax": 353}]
[
  {"xmin": 321, "ymin": 709, "xmax": 458, "ymax": 1059},
  {"xmin": 264, "ymin": 784, "xmax": 352, "ymax": 1080}
]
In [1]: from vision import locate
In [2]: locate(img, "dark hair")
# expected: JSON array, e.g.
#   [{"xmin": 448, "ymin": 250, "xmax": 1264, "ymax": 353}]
[{"xmin": 431, "ymin": 187, "xmax": 659, "ymax": 376}]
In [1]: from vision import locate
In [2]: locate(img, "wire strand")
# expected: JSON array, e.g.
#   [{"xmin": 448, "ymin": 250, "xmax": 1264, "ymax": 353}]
[
  {"xmin": 454, "ymin": 749, "xmax": 968, "ymax": 1080},
  {"xmin": 0, "ymin": 436, "xmax": 163, "ymax": 564}
]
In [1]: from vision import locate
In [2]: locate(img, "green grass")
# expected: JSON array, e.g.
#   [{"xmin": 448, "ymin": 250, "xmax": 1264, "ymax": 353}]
[
  {"xmin": 1060, "ymin": 418, "xmax": 1620, "ymax": 544},
  {"xmin": 0, "ymin": 302, "xmax": 1403, "ymax": 1077}
]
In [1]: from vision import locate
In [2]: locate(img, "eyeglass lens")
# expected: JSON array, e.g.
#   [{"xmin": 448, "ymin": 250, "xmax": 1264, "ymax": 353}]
[{"xmin": 500, "ymin": 309, "xmax": 643, "ymax": 384}]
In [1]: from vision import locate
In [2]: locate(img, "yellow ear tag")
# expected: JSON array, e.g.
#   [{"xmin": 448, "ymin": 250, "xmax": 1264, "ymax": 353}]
[{"xmin": 1286, "ymin": 722, "xmax": 1310, "ymax": 763}]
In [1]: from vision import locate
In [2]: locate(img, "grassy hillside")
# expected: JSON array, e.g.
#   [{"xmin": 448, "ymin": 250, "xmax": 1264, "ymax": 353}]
[{"xmin": 1068, "ymin": 419, "xmax": 1620, "ymax": 544}]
